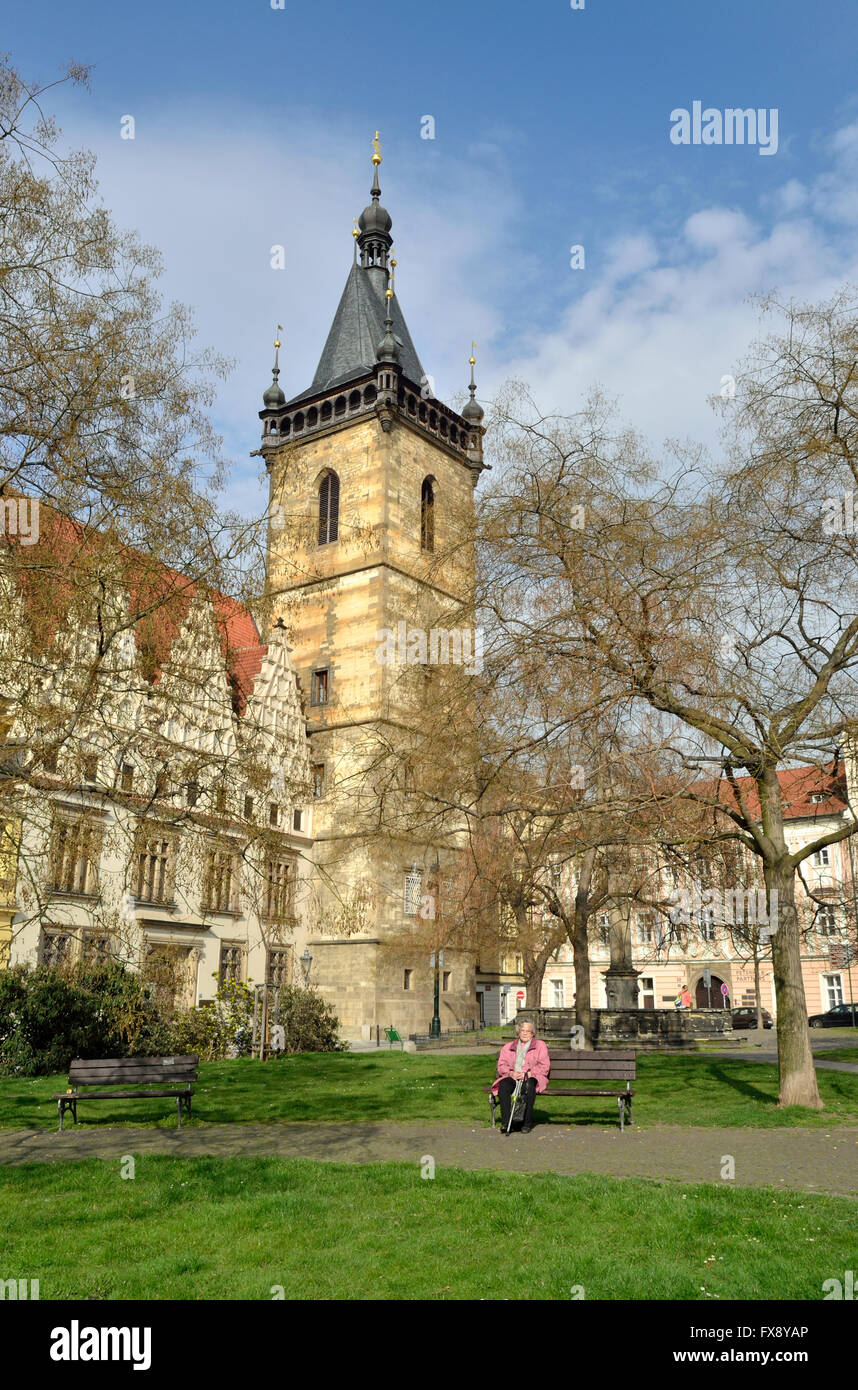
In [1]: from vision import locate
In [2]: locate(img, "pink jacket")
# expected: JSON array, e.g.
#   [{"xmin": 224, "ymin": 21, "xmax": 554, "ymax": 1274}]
[{"xmin": 490, "ymin": 1037, "xmax": 551, "ymax": 1096}]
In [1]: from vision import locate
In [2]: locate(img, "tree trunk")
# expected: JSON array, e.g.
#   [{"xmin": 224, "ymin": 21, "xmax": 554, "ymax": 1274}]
[
  {"xmin": 573, "ymin": 848, "xmax": 597, "ymax": 1046},
  {"xmin": 525, "ymin": 959, "xmax": 546, "ymax": 1009},
  {"xmin": 767, "ymin": 861, "xmax": 822, "ymax": 1109}
]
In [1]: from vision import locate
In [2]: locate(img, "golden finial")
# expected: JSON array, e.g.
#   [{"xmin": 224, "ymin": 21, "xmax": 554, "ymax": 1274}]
[
  {"xmin": 371, "ymin": 130, "xmax": 382, "ymax": 166},
  {"xmin": 352, "ymin": 218, "xmax": 360, "ymax": 240},
  {"xmin": 387, "ymin": 255, "xmax": 397, "ymax": 300},
  {"xmin": 469, "ymin": 341, "xmax": 477, "ymax": 367}
]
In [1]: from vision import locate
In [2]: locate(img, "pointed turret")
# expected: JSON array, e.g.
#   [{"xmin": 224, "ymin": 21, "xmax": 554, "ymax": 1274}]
[{"xmin": 463, "ymin": 344, "xmax": 486, "ymax": 476}]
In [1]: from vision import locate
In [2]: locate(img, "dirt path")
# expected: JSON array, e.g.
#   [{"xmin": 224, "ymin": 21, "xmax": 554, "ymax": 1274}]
[{"xmin": 2, "ymin": 1119, "xmax": 857, "ymax": 1194}]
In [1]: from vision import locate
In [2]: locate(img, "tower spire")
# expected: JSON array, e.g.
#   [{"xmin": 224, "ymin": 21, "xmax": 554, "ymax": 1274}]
[
  {"xmin": 262, "ymin": 326, "xmax": 286, "ymax": 408},
  {"xmin": 357, "ymin": 131, "xmax": 392, "ymax": 270}
]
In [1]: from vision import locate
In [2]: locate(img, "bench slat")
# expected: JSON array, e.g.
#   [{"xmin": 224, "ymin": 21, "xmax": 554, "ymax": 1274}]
[
  {"xmin": 53, "ymin": 1087, "xmax": 194, "ymax": 1100},
  {"xmin": 544, "ymin": 1088, "xmax": 636, "ymax": 1097},
  {"xmin": 67, "ymin": 1073, "xmax": 198, "ymax": 1084},
  {"xmin": 547, "ymin": 1050, "xmax": 636, "ymax": 1059}
]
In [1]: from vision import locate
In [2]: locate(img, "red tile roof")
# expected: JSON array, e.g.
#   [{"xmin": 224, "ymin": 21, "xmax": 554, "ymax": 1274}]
[
  {"xmin": 8, "ymin": 504, "xmax": 268, "ymax": 715},
  {"xmin": 706, "ymin": 763, "xmax": 848, "ymax": 821}
]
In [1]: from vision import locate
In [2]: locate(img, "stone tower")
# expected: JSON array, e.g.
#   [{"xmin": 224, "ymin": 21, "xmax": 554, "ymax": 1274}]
[{"xmin": 259, "ymin": 139, "xmax": 487, "ymax": 1037}]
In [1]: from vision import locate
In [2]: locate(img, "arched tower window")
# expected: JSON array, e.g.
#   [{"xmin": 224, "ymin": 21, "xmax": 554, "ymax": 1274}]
[
  {"xmin": 318, "ymin": 471, "xmax": 340, "ymax": 545},
  {"xmin": 421, "ymin": 476, "xmax": 435, "ymax": 553}
]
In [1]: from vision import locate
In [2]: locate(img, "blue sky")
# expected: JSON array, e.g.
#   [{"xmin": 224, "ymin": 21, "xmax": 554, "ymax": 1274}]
[{"xmin": 10, "ymin": 0, "xmax": 858, "ymax": 514}]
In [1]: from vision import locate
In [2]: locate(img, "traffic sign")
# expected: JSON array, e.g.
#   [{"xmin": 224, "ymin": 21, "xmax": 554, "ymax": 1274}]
[
  {"xmin": 516, "ymin": 990, "xmax": 525, "ymax": 1002},
  {"xmin": 720, "ymin": 983, "xmax": 729, "ymax": 996},
  {"xmin": 703, "ymin": 968, "xmax": 711, "ymax": 988}
]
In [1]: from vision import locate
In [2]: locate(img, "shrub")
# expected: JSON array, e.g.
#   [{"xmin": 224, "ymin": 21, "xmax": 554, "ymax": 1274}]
[
  {"xmin": 171, "ymin": 973, "xmax": 255, "ymax": 1062},
  {"xmin": 269, "ymin": 985, "xmax": 347, "ymax": 1054},
  {"xmin": 0, "ymin": 960, "xmax": 172, "ymax": 1075}
]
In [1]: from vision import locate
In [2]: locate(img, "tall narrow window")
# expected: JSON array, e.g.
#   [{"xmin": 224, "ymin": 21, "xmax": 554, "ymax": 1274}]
[
  {"xmin": 318, "ymin": 471, "xmax": 340, "ymax": 545},
  {"xmin": 421, "ymin": 477, "xmax": 435, "ymax": 552}
]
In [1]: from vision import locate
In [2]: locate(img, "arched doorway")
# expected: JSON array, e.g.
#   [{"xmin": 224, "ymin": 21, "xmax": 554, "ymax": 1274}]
[{"xmin": 696, "ymin": 975, "xmax": 730, "ymax": 1008}]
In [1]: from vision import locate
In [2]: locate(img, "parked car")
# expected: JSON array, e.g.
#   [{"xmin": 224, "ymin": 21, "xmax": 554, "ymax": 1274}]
[
  {"xmin": 808, "ymin": 1002, "xmax": 858, "ymax": 1028},
  {"xmin": 731, "ymin": 1006, "xmax": 774, "ymax": 1029}
]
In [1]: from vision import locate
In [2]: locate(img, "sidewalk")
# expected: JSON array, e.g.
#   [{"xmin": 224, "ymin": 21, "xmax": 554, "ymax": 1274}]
[{"xmin": 2, "ymin": 1119, "xmax": 857, "ymax": 1194}]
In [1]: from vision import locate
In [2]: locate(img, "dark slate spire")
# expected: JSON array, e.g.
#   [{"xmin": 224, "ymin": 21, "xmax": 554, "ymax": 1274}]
[
  {"xmin": 376, "ymin": 260, "xmax": 400, "ymax": 364},
  {"xmin": 285, "ymin": 136, "xmax": 425, "ymax": 407},
  {"xmin": 263, "ymin": 334, "xmax": 286, "ymax": 409},
  {"xmin": 357, "ymin": 132, "xmax": 393, "ymax": 271},
  {"xmin": 462, "ymin": 344, "xmax": 485, "ymax": 427}
]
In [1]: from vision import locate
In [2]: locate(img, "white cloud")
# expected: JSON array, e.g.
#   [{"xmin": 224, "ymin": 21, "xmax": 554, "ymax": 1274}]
[{"xmin": 70, "ymin": 105, "xmax": 858, "ymax": 510}]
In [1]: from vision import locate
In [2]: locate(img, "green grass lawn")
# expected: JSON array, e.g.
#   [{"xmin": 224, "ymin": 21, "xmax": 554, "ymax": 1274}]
[
  {"xmin": 2, "ymin": 1052, "xmax": 858, "ymax": 1131},
  {"xmin": 0, "ymin": 1155, "xmax": 853, "ymax": 1300}
]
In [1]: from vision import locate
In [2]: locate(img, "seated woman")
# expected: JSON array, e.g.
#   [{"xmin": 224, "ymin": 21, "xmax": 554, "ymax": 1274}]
[{"xmin": 491, "ymin": 1018, "xmax": 550, "ymax": 1134}]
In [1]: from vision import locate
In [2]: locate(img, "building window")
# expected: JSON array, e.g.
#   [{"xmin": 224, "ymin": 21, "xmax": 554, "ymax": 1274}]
[
  {"xmin": 215, "ymin": 786, "xmax": 227, "ymax": 813},
  {"xmin": 312, "ymin": 764, "xmax": 326, "ymax": 799},
  {"xmin": 403, "ymin": 968, "xmax": 413, "ymax": 991},
  {"xmin": 421, "ymin": 477, "xmax": 435, "ymax": 552},
  {"xmin": 699, "ymin": 910, "xmax": 717, "ymax": 942},
  {"xmin": 311, "ymin": 669, "xmax": 329, "ymax": 705},
  {"xmin": 244, "ymin": 794, "xmax": 254, "ymax": 821},
  {"xmin": 812, "ymin": 847, "xmax": 830, "ymax": 866},
  {"xmin": 269, "ymin": 803, "xmax": 279, "ymax": 827},
  {"xmin": 442, "ymin": 970, "xmax": 451, "ymax": 992},
  {"xmin": 186, "ymin": 780, "xmax": 200, "ymax": 808},
  {"xmin": 51, "ymin": 816, "xmax": 100, "ymax": 896},
  {"xmin": 203, "ymin": 845, "xmax": 239, "ymax": 914},
  {"xmin": 144, "ymin": 943, "xmax": 191, "ymax": 1012},
  {"xmin": 596, "ymin": 914, "xmax": 610, "ymax": 946},
  {"xmin": 264, "ymin": 856, "xmax": 293, "ymax": 921},
  {"xmin": 551, "ymin": 978, "xmax": 564, "ymax": 1008},
  {"xmin": 80, "ymin": 931, "xmax": 111, "ymax": 965},
  {"xmin": 293, "ymin": 808, "xmax": 303, "ymax": 833},
  {"xmin": 42, "ymin": 749, "xmax": 58, "ymax": 774},
  {"xmin": 823, "ymin": 973, "xmax": 844, "ymax": 1009},
  {"xmin": 134, "ymin": 832, "xmax": 176, "ymax": 905},
  {"xmin": 219, "ymin": 943, "xmax": 243, "ymax": 986},
  {"xmin": 817, "ymin": 903, "xmax": 838, "ymax": 936},
  {"xmin": 155, "ymin": 771, "xmax": 169, "ymax": 797},
  {"xmin": 636, "ymin": 914, "xmax": 653, "ymax": 945},
  {"xmin": 82, "ymin": 753, "xmax": 99, "ymax": 785},
  {"xmin": 318, "ymin": 471, "xmax": 340, "ymax": 545},
  {"xmin": 120, "ymin": 763, "xmax": 134, "ymax": 793},
  {"xmin": 266, "ymin": 946, "xmax": 292, "ymax": 987},
  {"xmin": 40, "ymin": 927, "xmax": 72, "ymax": 968},
  {"xmin": 404, "ymin": 869, "xmax": 423, "ymax": 916}
]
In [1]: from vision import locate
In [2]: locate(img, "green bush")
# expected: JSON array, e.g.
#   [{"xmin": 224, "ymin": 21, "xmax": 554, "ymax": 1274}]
[
  {"xmin": 171, "ymin": 974, "xmax": 256, "ymax": 1062},
  {"xmin": 270, "ymin": 985, "xmax": 347, "ymax": 1054},
  {"xmin": 0, "ymin": 961, "xmax": 172, "ymax": 1076}
]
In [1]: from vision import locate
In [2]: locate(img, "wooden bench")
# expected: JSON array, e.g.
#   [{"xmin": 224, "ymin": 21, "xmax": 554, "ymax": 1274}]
[
  {"xmin": 52, "ymin": 1056, "xmax": 199, "ymax": 1132},
  {"xmin": 488, "ymin": 1048, "xmax": 636, "ymax": 1131}
]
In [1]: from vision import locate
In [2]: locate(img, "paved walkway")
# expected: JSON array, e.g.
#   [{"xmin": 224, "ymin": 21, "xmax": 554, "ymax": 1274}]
[{"xmin": 2, "ymin": 1119, "xmax": 857, "ymax": 1195}]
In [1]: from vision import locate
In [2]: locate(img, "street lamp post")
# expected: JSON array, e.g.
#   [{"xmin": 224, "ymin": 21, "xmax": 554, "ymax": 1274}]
[
  {"xmin": 300, "ymin": 948, "xmax": 312, "ymax": 985},
  {"xmin": 430, "ymin": 949, "xmax": 441, "ymax": 1037}
]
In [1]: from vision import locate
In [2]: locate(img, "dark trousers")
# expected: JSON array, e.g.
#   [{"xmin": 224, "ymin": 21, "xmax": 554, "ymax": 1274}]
[{"xmin": 497, "ymin": 1076, "xmax": 537, "ymax": 1128}]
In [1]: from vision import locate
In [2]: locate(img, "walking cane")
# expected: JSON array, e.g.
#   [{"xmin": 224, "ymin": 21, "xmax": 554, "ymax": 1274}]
[{"xmin": 506, "ymin": 1076, "xmax": 524, "ymax": 1134}]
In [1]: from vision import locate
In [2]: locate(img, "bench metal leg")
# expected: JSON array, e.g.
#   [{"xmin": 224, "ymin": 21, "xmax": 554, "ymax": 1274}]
[
  {"xmin": 618, "ymin": 1095, "xmax": 625, "ymax": 1133},
  {"xmin": 58, "ymin": 1097, "xmax": 76, "ymax": 1132},
  {"xmin": 177, "ymin": 1095, "xmax": 183, "ymax": 1129}
]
